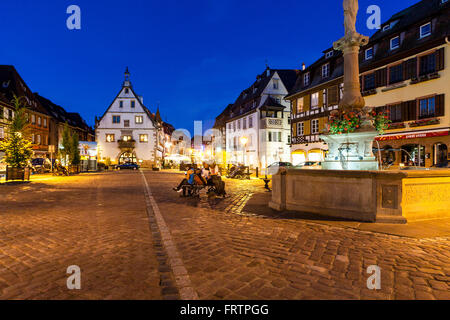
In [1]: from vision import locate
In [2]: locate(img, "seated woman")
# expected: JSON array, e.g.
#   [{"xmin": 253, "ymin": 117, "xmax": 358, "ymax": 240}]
[{"xmin": 173, "ymin": 167, "xmax": 195, "ymax": 195}]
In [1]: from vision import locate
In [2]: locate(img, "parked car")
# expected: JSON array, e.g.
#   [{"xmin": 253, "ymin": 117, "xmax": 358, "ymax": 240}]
[
  {"xmin": 267, "ymin": 162, "xmax": 293, "ymax": 175},
  {"xmin": 116, "ymin": 163, "xmax": 140, "ymax": 170},
  {"xmin": 300, "ymin": 161, "xmax": 322, "ymax": 169},
  {"xmin": 31, "ymin": 158, "xmax": 52, "ymax": 173}
]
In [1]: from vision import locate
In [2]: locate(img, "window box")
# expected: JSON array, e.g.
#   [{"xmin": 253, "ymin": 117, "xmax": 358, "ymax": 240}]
[
  {"xmin": 387, "ymin": 122, "xmax": 406, "ymax": 130},
  {"xmin": 409, "ymin": 118, "xmax": 440, "ymax": 128},
  {"xmin": 362, "ymin": 89, "xmax": 377, "ymax": 97}
]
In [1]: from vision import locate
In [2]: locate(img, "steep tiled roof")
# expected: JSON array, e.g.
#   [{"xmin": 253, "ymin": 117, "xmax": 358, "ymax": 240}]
[{"xmin": 0, "ymin": 65, "xmax": 48, "ymax": 115}]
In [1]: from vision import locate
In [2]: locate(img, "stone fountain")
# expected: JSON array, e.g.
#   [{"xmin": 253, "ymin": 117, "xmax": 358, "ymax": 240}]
[
  {"xmin": 319, "ymin": 0, "xmax": 378, "ymax": 171},
  {"xmin": 269, "ymin": 0, "xmax": 450, "ymax": 224}
]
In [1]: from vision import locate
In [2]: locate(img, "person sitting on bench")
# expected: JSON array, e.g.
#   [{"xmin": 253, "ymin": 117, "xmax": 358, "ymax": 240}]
[{"xmin": 173, "ymin": 167, "xmax": 195, "ymax": 195}]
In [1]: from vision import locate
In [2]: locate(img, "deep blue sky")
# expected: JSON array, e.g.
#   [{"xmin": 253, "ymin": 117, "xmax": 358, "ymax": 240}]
[{"xmin": 0, "ymin": 0, "xmax": 417, "ymax": 134}]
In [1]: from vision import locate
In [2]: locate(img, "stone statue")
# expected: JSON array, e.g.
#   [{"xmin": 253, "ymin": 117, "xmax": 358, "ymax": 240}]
[{"xmin": 344, "ymin": 0, "xmax": 358, "ymax": 35}]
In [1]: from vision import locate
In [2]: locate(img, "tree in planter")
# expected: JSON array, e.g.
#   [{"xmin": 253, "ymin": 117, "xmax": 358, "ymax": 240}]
[{"xmin": 0, "ymin": 95, "xmax": 33, "ymax": 180}]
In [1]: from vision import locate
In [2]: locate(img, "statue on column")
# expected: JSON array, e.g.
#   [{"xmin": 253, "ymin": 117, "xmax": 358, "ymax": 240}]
[{"xmin": 343, "ymin": 0, "xmax": 358, "ymax": 36}]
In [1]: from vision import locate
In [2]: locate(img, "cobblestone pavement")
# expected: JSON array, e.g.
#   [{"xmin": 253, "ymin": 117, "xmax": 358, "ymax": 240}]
[
  {"xmin": 0, "ymin": 172, "xmax": 163, "ymax": 299},
  {"xmin": 143, "ymin": 171, "xmax": 450, "ymax": 300},
  {"xmin": 1, "ymin": 170, "xmax": 449, "ymax": 300}
]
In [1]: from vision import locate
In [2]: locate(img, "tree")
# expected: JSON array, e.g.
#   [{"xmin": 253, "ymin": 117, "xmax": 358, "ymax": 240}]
[
  {"xmin": 71, "ymin": 133, "xmax": 80, "ymax": 165},
  {"xmin": 60, "ymin": 123, "xmax": 72, "ymax": 166},
  {"xmin": 0, "ymin": 95, "xmax": 33, "ymax": 168}
]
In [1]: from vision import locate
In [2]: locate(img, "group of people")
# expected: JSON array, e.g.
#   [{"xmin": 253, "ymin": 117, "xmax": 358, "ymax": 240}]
[{"xmin": 173, "ymin": 163, "xmax": 226, "ymax": 197}]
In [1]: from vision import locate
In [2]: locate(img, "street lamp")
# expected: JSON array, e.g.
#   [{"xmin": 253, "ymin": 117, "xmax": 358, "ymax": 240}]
[{"xmin": 240, "ymin": 136, "xmax": 248, "ymax": 165}]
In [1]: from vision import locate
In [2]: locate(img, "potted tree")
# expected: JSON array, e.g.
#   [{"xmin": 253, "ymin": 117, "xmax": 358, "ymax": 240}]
[{"xmin": 0, "ymin": 96, "xmax": 33, "ymax": 181}]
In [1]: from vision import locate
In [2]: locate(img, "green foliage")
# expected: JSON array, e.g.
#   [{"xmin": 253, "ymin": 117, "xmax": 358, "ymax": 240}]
[
  {"xmin": 371, "ymin": 110, "xmax": 392, "ymax": 135},
  {"xmin": 328, "ymin": 111, "xmax": 361, "ymax": 134},
  {"xmin": 59, "ymin": 123, "xmax": 81, "ymax": 166},
  {"xmin": 71, "ymin": 133, "xmax": 80, "ymax": 165},
  {"xmin": 0, "ymin": 133, "xmax": 33, "ymax": 168},
  {"xmin": 0, "ymin": 96, "xmax": 33, "ymax": 168}
]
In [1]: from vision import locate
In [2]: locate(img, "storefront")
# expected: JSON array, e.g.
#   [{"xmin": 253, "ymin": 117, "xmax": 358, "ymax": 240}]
[
  {"xmin": 291, "ymin": 150, "xmax": 306, "ymax": 166},
  {"xmin": 79, "ymin": 141, "xmax": 97, "ymax": 171},
  {"xmin": 375, "ymin": 129, "xmax": 450, "ymax": 168}
]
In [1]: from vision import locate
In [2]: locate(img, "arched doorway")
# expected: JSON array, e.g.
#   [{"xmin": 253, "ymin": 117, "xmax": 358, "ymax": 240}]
[
  {"xmin": 433, "ymin": 143, "xmax": 448, "ymax": 166},
  {"xmin": 118, "ymin": 152, "xmax": 137, "ymax": 165},
  {"xmin": 291, "ymin": 150, "xmax": 306, "ymax": 166}
]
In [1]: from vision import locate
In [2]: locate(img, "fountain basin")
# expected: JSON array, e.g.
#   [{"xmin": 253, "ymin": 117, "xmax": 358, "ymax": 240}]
[{"xmin": 269, "ymin": 168, "xmax": 450, "ymax": 223}]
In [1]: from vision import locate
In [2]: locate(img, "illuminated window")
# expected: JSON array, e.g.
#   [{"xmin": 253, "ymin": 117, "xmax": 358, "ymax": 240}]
[
  {"xmin": 297, "ymin": 97, "xmax": 304, "ymax": 113},
  {"xmin": 311, "ymin": 92, "xmax": 319, "ymax": 108},
  {"xmin": 139, "ymin": 134, "xmax": 148, "ymax": 142},
  {"xmin": 106, "ymin": 134, "xmax": 115, "ymax": 142},
  {"xmin": 135, "ymin": 115, "xmax": 143, "ymax": 124}
]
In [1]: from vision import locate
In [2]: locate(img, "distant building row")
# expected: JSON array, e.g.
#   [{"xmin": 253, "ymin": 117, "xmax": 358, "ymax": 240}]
[
  {"xmin": 0, "ymin": 65, "xmax": 94, "ymax": 161},
  {"xmin": 213, "ymin": 0, "xmax": 450, "ymax": 169}
]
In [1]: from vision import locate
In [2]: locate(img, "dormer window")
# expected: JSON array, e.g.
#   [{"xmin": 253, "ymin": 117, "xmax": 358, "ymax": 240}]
[
  {"xmin": 321, "ymin": 63, "xmax": 330, "ymax": 78},
  {"xmin": 303, "ymin": 72, "xmax": 310, "ymax": 86},
  {"xmin": 365, "ymin": 47, "xmax": 374, "ymax": 60},
  {"xmin": 420, "ymin": 22, "xmax": 431, "ymax": 38},
  {"xmin": 382, "ymin": 25, "xmax": 390, "ymax": 31},
  {"xmin": 390, "ymin": 36, "xmax": 400, "ymax": 50},
  {"xmin": 325, "ymin": 51, "xmax": 334, "ymax": 59},
  {"xmin": 253, "ymin": 87, "xmax": 257, "ymax": 93}
]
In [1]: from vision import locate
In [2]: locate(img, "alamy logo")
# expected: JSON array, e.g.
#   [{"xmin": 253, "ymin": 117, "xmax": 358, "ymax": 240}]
[
  {"xmin": 366, "ymin": 5, "xmax": 381, "ymax": 30},
  {"xmin": 66, "ymin": 5, "xmax": 81, "ymax": 30},
  {"xmin": 366, "ymin": 265, "xmax": 381, "ymax": 290},
  {"xmin": 66, "ymin": 265, "xmax": 81, "ymax": 289}
]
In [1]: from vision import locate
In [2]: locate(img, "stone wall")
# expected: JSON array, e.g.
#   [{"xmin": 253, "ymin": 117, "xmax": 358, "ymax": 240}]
[{"xmin": 269, "ymin": 168, "xmax": 450, "ymax": 223}]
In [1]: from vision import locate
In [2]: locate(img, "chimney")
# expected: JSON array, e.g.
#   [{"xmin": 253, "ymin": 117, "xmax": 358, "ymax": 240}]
[{"xmin": 302, "ymin": 63, "xmax": 306, "ymax": 71}]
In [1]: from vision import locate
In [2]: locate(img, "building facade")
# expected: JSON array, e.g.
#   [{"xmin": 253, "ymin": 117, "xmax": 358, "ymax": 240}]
[
  {"xmin": 287, "ymin": 50, "xmax": 344, "ymax": 165},
  {"xmin": 216, "ymin": 67, "xmax": 297, "ymax": 169},
  {"xmin": 361, "ymin": 0, "xmax": 450, "ymax": 168},
  {"xmin": 0, "ymin": 65, "xmax": 50, "ymax": 159},
  {"xmin": 95, "ymin": 68, "xmax": 164, "ymax": 167}
]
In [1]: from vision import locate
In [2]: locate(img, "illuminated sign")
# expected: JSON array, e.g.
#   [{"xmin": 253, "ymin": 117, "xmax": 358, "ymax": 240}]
[{"xmin": 376, "ymin": 130, "xmax": 449, "ymax": 141}]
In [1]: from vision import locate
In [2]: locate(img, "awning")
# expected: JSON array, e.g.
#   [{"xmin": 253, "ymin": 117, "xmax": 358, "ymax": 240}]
[
  {"xmin": 291, "ymin": 150, "xmax": 306, "ymax": 155},
  {"xmin": 376, "ymin": 129, "xmax": 449, "ymax": 141}
]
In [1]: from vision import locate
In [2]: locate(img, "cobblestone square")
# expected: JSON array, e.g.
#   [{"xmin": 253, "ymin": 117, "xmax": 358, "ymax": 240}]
[{"xmin": 0, "ymin": 170, "xmax": 449, "ymax": 300}]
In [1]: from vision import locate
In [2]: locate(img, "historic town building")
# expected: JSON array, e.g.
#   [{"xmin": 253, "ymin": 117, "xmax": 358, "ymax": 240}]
[
  {"xmin": 361, "ymin": 0, "xmax": 450, "ymax": 168},
  {"xmin": 287, "ymin": 0, "xmax": 449, "ymax": 168},
  {"xmin": 215, "ymin": 67, "xmax": 297, "ymax": 169},
  {"xmin": 286, "ymin": 50, "xmax": 344, "ymax": 165},
  {"xmin": 95, "ymin": 68, "xmax": 165, "ymax": 167},
  {"xmin": 0, "ymin": 65, "xmax": 50, "ymax": 159},
  {"xmin": 36, "ymin": 94, "xmax": 95, "ymax": 149}
]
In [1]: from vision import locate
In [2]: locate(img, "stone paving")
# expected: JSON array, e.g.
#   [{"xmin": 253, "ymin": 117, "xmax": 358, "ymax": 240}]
[
  {"xmin": 0, "ymin": 170, "xmax": 449, "ymax": 300},
  {"xmin": 0, "ymin": 172, "xmax": 162, "ymax": 299},
  {"xmin": 143, "ymin": 171, "xmax": 450, "ymax": 300}
]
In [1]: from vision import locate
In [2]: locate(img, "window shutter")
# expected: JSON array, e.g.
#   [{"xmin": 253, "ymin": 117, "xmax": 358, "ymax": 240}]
[
  {"xmin": 436, "ymin": 94, "xmax": 445, "ymax": 117},
  {"xmin": 304, "ymin": 121, "xmax": 311, "ymax": 135},
  {"xmin": 292, "ymin": 99, "xmax": 297, "ymax": 114},
  {"xmin": 328, "ymin": 86, "xmax": 338, "ymax": 105},
  {"xmin": 407, "ymin": 100, "xmax": 417, "ymax": 121},
  {"xmin": 375, "ymin": 68, "xmax": 387, "ymax": 87},
  {"xmin": 436, "ymin": 48, "xmax": 445, "ymax": 71},
  {"xmin": 319, "ymin": 117, "xmax": 326, "ymax": 132},
  {"xmin": 401, "ymin": 102, "xmax": 408, "ymax": 122},
  {"xmin": 304, "ymin": 94, "xmax": 310, "ymax": 111}
]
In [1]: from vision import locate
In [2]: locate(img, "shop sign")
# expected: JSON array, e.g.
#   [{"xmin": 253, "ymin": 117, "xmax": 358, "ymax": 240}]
[{"xmin": 376, "ymin": 130, "xmax": 449, "ymax": 141}]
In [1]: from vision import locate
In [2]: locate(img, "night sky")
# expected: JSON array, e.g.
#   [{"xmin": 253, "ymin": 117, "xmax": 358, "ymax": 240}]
[{"xmin": 0, "ymin": 0, "xmax": 417, "ymax": 134}]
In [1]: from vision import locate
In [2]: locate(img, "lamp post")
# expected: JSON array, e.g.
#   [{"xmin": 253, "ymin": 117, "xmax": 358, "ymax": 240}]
[{"xmin": 240, "ymin": 136, "xmax": 248, "ymax": 166}]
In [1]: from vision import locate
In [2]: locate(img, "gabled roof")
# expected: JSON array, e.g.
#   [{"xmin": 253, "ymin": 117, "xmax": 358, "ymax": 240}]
[
  {"xmin": 287, "ymin": 50, "xmax": 343, "ymax": 99},
  {"xmin": 0, "ymin": 65, "xmax": 48, "ymax": 115},
  {"xmin": 216, "ymin": 67, "xmax": 297, "ymax": 121},
  {"xmin": 370, "ymin": 0, "xmax": 449, "ymax": 43},
  {"xmin": 97, "ymin": 84, "xmax": 158, "ymax": 128},
  {"xmin": 260, "ymin": 96, "xmax": 286, "ymax": 110}
]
